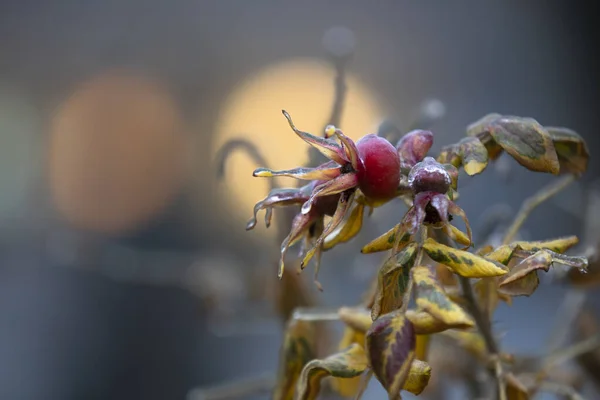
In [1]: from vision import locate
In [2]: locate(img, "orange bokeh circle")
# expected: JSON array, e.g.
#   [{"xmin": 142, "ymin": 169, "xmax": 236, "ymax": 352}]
[{"xmin": 47, "ymin": 71, "xmax": 189, "ymax": 234}]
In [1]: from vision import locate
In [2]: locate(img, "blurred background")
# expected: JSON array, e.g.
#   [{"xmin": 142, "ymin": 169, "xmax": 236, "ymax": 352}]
[{"xmin": 0, "ymin": 1, "xmax": 599, "ymax": 399}]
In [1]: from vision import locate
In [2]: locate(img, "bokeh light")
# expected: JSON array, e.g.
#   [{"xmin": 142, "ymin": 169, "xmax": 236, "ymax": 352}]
[
  {"xmin": 212, "ymin": 58, "xmax": 389, "ymax": 236},
  {"xmin": 47, "ymin": 71, "xmax": 190, "ymax": 234}
]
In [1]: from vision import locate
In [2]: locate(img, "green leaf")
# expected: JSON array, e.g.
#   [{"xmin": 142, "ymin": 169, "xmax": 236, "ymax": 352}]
[
  {"xmin": 487, "ymin": 116, "xmax": 560, "ymax": 174},
  {"xmin": 371, "ymin": 243, "xmax": 419, "ymax": 320},
  {"xmin": 296, "ymin": 344, "xmax": 368, "ymax": 400},
  {"xmin": 366, "ymin": 310, "xmax": 416, "ymax": 399},
  {"xmin": 458, "ymin": 136, "xmax": 489, "ymax": 175},
  {"xmin": 546, "ymin": 126, "xmax": 589, "ymax": 176}
]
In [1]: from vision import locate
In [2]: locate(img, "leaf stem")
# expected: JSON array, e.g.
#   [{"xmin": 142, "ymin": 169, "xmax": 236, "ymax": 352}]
[{"xmin": 502, "ymin": 175, "xmax": 575, "ymax": 245}]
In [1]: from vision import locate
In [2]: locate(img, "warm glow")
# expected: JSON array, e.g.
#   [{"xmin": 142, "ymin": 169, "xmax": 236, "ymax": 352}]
[
  {"xmin": 47, "ymin": 71, "xmax": 189, "ymax": 234},
  {"xmin": 212, "ymin": 58, "xmax": 388, "ymax": 236}
]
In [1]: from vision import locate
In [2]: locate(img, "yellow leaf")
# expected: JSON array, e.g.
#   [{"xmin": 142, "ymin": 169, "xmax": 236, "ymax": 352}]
[
  {"xmin": 458, "ymin": 136, "xmax": 489, "ymax": 176},
  {"xmin": 514, "ymin": 236, "xmax": 579, "ymax": 254},
  {"xmin": 423, "ymin": 238, "xmax": 508, "ymax": 278},
  {"xmin": 406, "ymin": 310, "xmax": 472, "ymax": 335},
  {"xmin": 371, "ymin": 243, "xmax": 419, "ymax": 320},
  {"xmin": 331, "ymin": 307, "xmax": 372, "ymax": 398},
  {"xmin": 360, "ymin": 224, "xmax": 412, "ymax": 254},
  {"xmin": 366, "ymin": 310, "xmax": 416, "ymax": 399},
  {"xmin": 412, "ymin": 265, "xmax": 474, "ymax": 327},
  {"xmin": 404, "ymin": 359, "xmax": 432, "ymax": 395},
  {"xmin": 444, "ymin": 223, "xmax": 471, "ymax": 248},
  {"xmin": 338, "ymin": 307, "xmax": 372, "ymax": 333},
  {"xmin": 273, "ymin": 318, "xmax": 317, "ymax": 400},
  {"xmin": 296, "ymin": 344, "xmax": 368, "ymax": 400},
  {"xmin": 323, "ymin": 203, "xmax": 365, "ymax": 250}
]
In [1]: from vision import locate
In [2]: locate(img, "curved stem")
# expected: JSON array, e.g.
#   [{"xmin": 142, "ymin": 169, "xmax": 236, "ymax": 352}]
[{"xmin": 502, "ymin": 175, "xmax": 575, "ymax": 245}]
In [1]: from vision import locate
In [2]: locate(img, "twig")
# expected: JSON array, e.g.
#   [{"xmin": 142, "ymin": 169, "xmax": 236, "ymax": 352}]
[
  {"xmin": 457, "ymin": 275, "xmax": 506, "ymax": 400},
  {"xmin": 187, "ymin": 373, "xmax": 275, "ymax": 400},
  {"xmin": 502, "ymin": 175, "xmax": 575, "ymax": 245},
  {"xmin": 543, "ymin": 333, "xmax": 600, "ymax": 369},
  {"xmin": 538, "ymin": 381, "xmax": 586, "ymax": 400}
]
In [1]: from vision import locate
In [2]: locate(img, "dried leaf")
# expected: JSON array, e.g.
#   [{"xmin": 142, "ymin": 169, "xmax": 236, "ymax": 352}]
[
  {"xmin": 487, "ymin": 116, "xmax": 560, "ymax": 174},
  {"xmin": 458, "ymin": 136, "xmax": 489, "ymax": 176},
  {"xmin": 371, "ymin": 243, "xmax": 419, "ymax": 320},
  {"xmin": 273, "ymin": 318, "xmax": 317, "ymax": 400},
  {"xmin": 466, "ymin": 113, "xmax": 503, "ymax": 137},
  {"xmin": 296, "ymin": 344, "xmax": 368, "ymax": 400},
  {"xmin": 412, "ymin": 266, "xmax": 474, "ymax": 327},
  {"xmin": 323, "ymin": 202, "xmax": 365, "ymax": 250},
  {"xmin": 499, "ymin": 251, "xmax": 552, "ymax": 286},
  {"xmin": 406, "ymin": 310, "xmax": 472, "ymax": 335},
  {"xmin": 423, "ymin": 238, "xmax": 508, "ymax": 278},
  {"xmin": 366, "ymin": 310, "xmax": 416, "ymax": 399},
  {"xmin": 546, "ymin": 126, "xmax": 589, "ymax": 176},
  {"xmin": 360, "ymin": 226, "xmax": 411, "ymax": 254},
  {"xmin": 499, "ymin": 247, "xmax": 588, "ymax": 296},
  {"xmin": 506, "ymin": 372, "xmax": 530, "ymax": 400}
]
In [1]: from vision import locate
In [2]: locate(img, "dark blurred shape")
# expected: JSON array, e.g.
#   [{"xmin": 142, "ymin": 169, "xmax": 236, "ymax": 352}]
[{"xmin": 47, "ymin": 70, "xmax": 189, "ymax": 234}]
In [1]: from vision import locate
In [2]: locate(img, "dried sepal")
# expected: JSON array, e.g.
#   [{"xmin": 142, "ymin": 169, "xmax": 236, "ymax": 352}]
[
  {"xmin": 253, "ymin": 161, "xmax": 342, "ymax": 181},
  {"xmin": 323, "ymin": 202, "xmax": 365, "ymax": 250},
  {"xmin": 486, "ymin": 115, "xmax": 560, "ymax": 174},
  {"xmin": 546, "ymin": 126, "xmax": 589, "ymax": 176},
  {"xmin": 406, "ymin": 309, "xmax": 474, "ymax": 335},
  {"xmin": 457, "ymin": 136, "xmax": 489, "ymax": 176},
  {"xmin": 422, "ymin": 238, "xmax": 508, "ymax": 278},
  {"xmin": 296, "ymin": 343, "xmax": 368, "ymax": 400},
  {"xmin": 273, "ymin": 318, "xmax": 317, "ymax": 400},
  {"xmin": 360, "ymin": 226, "xmax": 411, "ymax": 254},
  {"xmin": 411, "ymin": 265, "xmax": 474, "ymax": 327},
  {"xmin": 282, "ymin": 109, "xmax": 348, "ymax": 165},
  {"xmin": 366, "ymin": 310, "xmax": 416, "ymax": 399},
  {"xmin": 371, "ymin": 243, "xmax": 419, "ymax": 320}
]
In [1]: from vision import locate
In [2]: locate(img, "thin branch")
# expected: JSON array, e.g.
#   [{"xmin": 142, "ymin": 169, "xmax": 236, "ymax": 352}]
[
  {"xmin": 544, "ymin": 333, "xmax": 600, "ymax": 370},
  {"xmin": 187, "ymin": 373, "xmax": 275, "ymax": 400},
  {"xmin": 502, "ymin": 175, "xmax": 575, "ymax": 245},
  {"xmin": 538, "ymin": 381, "xmax": 586, "ymax": 400}
]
